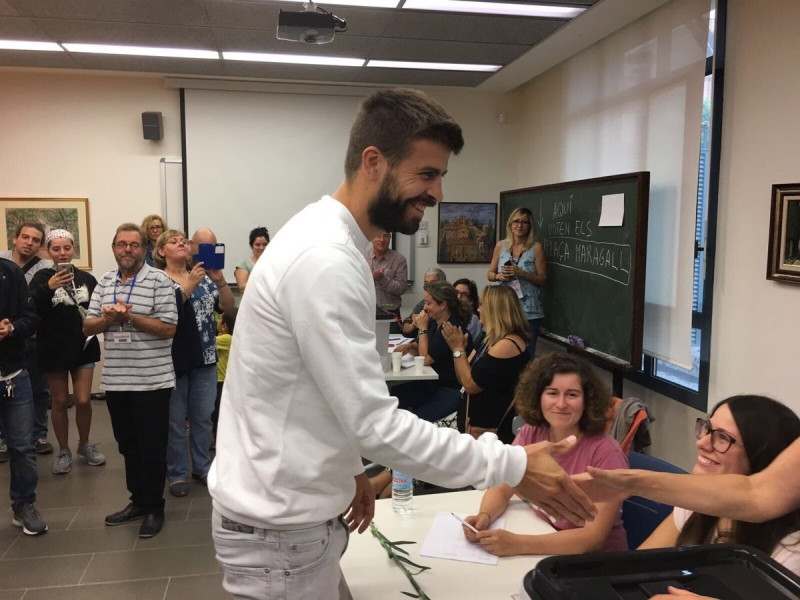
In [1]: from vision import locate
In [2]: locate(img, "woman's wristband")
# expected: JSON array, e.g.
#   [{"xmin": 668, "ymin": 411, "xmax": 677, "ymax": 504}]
[{"xmin": 417, "ymin": 329, "xmax": 429, "ymax": 335}]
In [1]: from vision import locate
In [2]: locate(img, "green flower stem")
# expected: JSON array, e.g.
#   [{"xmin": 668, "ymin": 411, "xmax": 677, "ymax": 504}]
[{"xmin": 369, "ymin": 522, "xmax": 432, "ymax": 600}]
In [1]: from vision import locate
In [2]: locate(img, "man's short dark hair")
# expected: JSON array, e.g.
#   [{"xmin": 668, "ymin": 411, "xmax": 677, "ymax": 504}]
[
  {"xmin": 113, "ymin": 223, "xmax": 146, "ymax": 246},
  {"xmin": 221, "ymin": 307, "xmax": 239, "ymax": 335},
  {"xmin": 15, "ymin": 222, "xmax": 45, "ymax": 240},
  {"xmin": 249, "ymin": 226, "xmax": 270, "ymax": 248},
  {"xmin": 344, "ymin": 88, "xmax": 465, "ymax": 179}
]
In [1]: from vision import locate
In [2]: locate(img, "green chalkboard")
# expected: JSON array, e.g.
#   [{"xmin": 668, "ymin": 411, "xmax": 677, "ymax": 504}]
[{"xmin": 500, "ymin": 172, "xmax": 649, "ymax": 369}]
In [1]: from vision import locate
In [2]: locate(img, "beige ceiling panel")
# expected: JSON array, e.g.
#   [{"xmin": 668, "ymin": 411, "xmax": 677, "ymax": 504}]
[
  {"xmin": 7, "ymin": 0, "xmax": 210, "ymax": 26},
  {"xmin": 369, "ymin": 36, "xmax": 526, "ymax": 64},
  {"xmin": 33, "ymin": 19, "xmax": 218, "ymax": 48},
  {"xmin": 0, "ymin": 16, "xmax": 51, "ymax": 38},
  {"xmin": 383, "ymin": 11, "xmax": 566, "ymax": 45}
]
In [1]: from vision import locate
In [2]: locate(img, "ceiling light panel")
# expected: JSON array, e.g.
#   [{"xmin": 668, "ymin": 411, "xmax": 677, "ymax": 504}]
[
  {"xmin": 0, "ymin": 40, "xmax": 63, "ymax": 52},
  {"xmin": 269, "ymin": 0, "xmax": 400, "ymax": 7},
  {"xmin": 62, "ymin": 44, "xmax": 219, "ymax": 59},
  {"xmin": 367, "ymin": 60, "xmax": 500, "ymax": 72},
  {"xmin": 223, "ymin": 51, "xmax": 365, "ymax": 67},
  {"xmin": 402, "ymin": 1, "xmax": 585, "ymax": 18}
]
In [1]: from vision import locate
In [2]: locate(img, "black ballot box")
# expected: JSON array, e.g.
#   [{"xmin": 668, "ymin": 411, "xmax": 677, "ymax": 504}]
[{"xmin": 523, "ymin": 544, "xmax": 800, "ymax": 600}]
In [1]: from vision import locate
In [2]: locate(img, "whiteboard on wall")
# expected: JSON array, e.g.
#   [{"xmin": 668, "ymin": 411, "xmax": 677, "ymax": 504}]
[{"xmin": 160, "ymin": 157, "xmax": 183, "ymax": 232}]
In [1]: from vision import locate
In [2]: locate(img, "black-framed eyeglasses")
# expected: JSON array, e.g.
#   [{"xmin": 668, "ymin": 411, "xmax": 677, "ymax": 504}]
[
  {"xmin": 511, "ymin": 219, "xmax": 531, "ymax": 226},
  {"xmin": 113, "ymin": 241, "xmax": 142, "ymax": 250},
  {"xmin": 695, "ymin": 418, "xmax": 738, "ymax": 454}
]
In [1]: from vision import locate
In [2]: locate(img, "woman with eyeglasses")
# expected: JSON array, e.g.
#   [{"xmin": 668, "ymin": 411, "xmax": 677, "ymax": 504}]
[
  {"xmin": 488, "ymin": 207, "xmax": 547, "ymax": 357},
  {"xmin": 141, "ymin": 214, "xmax": 166, "ymax": 267},
  {"xmin": 635, "ymin": 395, "xmax": 800, "ymax": 575},
  {"xmin": 154, "ymin": 229, "xmax": 235, "ymax": 498}
]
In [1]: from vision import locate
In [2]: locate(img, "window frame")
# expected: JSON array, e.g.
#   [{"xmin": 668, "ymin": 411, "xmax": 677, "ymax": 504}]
[{"xmin": 624, "ymin": 0, "xmax": 726, "ymax": 412}]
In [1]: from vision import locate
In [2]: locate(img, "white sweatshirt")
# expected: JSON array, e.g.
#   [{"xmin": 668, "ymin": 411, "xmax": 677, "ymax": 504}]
[{"xmin": 208, "ymin": 196, "xmax": 526, "ymax": 528}]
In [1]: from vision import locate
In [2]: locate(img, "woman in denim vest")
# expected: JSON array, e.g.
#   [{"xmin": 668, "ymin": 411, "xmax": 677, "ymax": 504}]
[{"xmin": 488, "ymin": 207, "xmax": 547, "ymax": 356}]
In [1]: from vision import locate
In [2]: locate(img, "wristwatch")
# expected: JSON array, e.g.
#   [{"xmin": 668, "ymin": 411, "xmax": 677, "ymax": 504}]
[{"xmin": 452, "ymin": 350, "xmax": 465, "ymax": 359}]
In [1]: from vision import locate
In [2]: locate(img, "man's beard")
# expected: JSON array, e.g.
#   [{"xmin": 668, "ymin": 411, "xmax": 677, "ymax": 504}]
[
  {"xmin": 367, "ymin": 172, "xmax": 434, "ymax": 235},
  {"xmin": 116, "ymin": 254, "xmax": 143, "ymax": 274}
]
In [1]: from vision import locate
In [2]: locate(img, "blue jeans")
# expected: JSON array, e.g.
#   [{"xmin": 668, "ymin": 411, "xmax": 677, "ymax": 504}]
[
  {"xmin": 0, "ymin": 370, "xmax": 38, "ymax": 511},
  {"xmin": 167, "ymin": 364, "xmax": 217, "ymax": 482},
  {"xmin": 394, "ymin": 382, "xmax": 460, "ymax": 423},
  {"xmin": 212, "ymin": 509, "xmax": 349, "ymax": 600},
  {"xmin": 528, "ymin": 318, "xmax": 542, "ymax": 357},
  {"xmin": 25, "ymin": 337, "xmax": 50, "ymax": 440}
]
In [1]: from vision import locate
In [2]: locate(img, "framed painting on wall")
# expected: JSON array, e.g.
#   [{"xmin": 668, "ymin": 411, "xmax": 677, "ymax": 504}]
[
  {"xmin": 0, "ymin": 198, "xmax": 92, "ymax": 270},
  {"xmin": 437, "ymin": 202, "xmax": 497, "ymax": 264},
  {"xmin": 766, "ymin": 183, "xmax": 800, "ymax": 283}
]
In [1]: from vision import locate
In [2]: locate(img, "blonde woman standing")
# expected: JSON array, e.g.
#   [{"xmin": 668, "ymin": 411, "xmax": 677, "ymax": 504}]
[{"xmin": 488, "ymin": 207, "xmax": 547, "ymax": 356}]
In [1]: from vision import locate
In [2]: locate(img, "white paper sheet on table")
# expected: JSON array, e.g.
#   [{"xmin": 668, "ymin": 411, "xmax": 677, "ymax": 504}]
[{"xmin": 420, "ymin": 511, "xmax": 506, "ymax": 565}]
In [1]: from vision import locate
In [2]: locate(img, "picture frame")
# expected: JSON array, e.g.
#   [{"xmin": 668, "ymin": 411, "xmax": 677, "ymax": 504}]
[
  {"xmin": 766, "ymin": 183, "xmax": 800, "ymax": 283},
  {"xmin": 437, "ymin": 202, "xmax": 497, "ymax": 264},
  {"xmin": 0, "ymin": 198, "xmax": 92, "ymax": 270}
]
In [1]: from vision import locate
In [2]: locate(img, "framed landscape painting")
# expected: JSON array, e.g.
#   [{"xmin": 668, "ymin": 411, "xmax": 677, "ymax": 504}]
[
  {"xmin": 437, "ymin": 202, "xmax": 497, "ymax": 264},
  {"xmin": 0, "ymin": 198, "xmax": 92, "ymax": 270}
]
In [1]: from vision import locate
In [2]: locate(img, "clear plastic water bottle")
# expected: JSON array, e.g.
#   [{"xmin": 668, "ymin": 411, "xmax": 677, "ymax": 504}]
[{"xmin": 391, "ymin": 471, "xmax": 413, "ymax": 514}]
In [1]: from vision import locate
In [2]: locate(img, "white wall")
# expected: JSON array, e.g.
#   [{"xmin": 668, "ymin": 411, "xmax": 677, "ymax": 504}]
[
  {"xmin": 0, "ymin": 70, "xmax": 182, "ymax": 393},
  {"xmin": 0, "ymin": 70, "xmax": 182, "ymax": 276},
  {"xmin": 709, "ymin": 0, "xmax": 800, "ymax": 408}
]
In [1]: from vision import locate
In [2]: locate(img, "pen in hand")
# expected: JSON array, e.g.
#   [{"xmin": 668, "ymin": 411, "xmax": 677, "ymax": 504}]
[{"xmin": 451, "ymin": 512, "xmax": 479, "ymax": 534}]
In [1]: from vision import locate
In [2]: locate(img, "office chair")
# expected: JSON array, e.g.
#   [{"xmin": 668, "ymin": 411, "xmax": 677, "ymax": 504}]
[{"xmin": 622, "ymin": 452, "xmax": 687, "ymax": 549}]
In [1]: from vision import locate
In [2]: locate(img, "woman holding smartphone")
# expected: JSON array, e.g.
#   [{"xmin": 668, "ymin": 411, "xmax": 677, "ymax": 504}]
[
  {"xmin": 488, "ymin": 207, "xmax": 547, "ymax": 357},
  {"xmin": 30, "ymin": 229, "xmax": 103, "ymax": 475}
]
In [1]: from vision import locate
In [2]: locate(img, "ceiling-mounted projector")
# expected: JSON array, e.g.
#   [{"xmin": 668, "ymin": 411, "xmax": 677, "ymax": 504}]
[{"xmin": 277, "ymin": 2, "xmax": 348, "ymax": 45}]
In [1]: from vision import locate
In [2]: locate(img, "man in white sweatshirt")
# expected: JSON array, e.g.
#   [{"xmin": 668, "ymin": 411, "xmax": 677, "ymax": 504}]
[{"xmin": 208, "ymin": 88, "xmax": 596, "ymax": 599}]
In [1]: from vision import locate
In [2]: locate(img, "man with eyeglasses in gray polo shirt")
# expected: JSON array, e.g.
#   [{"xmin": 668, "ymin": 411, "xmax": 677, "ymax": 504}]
[{"xmin": 83, "ymin": 223, "xmax": 177, "ymax": 538}]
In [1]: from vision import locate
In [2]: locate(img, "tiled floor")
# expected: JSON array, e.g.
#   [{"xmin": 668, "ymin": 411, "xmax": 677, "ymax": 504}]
[{"xmin": 0, "ymin": 400, "xmax": 231, "ymax": 599}]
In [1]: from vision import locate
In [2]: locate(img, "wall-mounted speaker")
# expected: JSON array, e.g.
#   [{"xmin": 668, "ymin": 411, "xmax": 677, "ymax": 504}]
[{"xmin": 142, "ymin": 112, "xmax": 163, "ymax": 141}]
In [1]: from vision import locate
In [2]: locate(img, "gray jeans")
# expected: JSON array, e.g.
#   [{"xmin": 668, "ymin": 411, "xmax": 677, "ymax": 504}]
[{"xmin": 212, "ymin": 509, "xmax": 349, "ymax": 600}]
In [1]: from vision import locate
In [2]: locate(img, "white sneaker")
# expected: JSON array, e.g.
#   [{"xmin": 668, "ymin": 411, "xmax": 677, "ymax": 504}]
[
  {"xmin": 52, "ymin": 449, "xmax": 72, "ymax": 474},
  {"xmin": 77, "ymin": 443, "xmax": 106, "ymax": 466}
]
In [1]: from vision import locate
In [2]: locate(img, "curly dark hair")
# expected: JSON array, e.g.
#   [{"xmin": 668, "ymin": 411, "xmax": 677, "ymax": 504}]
[{"xmin": 514, "ymin": 352, "xmax": 610, "ymax": 434}]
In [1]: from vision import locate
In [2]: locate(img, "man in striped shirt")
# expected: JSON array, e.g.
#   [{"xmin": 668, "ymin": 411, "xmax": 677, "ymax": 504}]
[{"xmin": 83, "ymin": 223, "xmax": 178, "ymax": 538}]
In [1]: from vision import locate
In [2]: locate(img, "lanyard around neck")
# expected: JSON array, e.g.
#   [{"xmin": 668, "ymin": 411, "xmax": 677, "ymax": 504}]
[{"xmin": 113, "ymin": 272, "xmax": 137, "ymax": 305}]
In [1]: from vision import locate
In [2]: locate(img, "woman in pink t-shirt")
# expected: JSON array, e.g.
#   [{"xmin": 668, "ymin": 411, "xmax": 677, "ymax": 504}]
[{"xmin": 462, "ymin": 352, "xmax": 628, "ymax": 556}]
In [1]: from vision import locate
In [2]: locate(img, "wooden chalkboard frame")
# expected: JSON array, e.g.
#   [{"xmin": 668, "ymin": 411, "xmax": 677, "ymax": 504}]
[{"xmin": 500, "ymin": 172, "xmax": 649, "ymax": 370}]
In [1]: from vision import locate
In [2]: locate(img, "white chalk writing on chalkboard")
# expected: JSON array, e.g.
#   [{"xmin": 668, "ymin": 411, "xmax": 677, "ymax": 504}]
[{"xmin": 543, "ymin": 237, "xmax": 632, "ymax": 286}]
